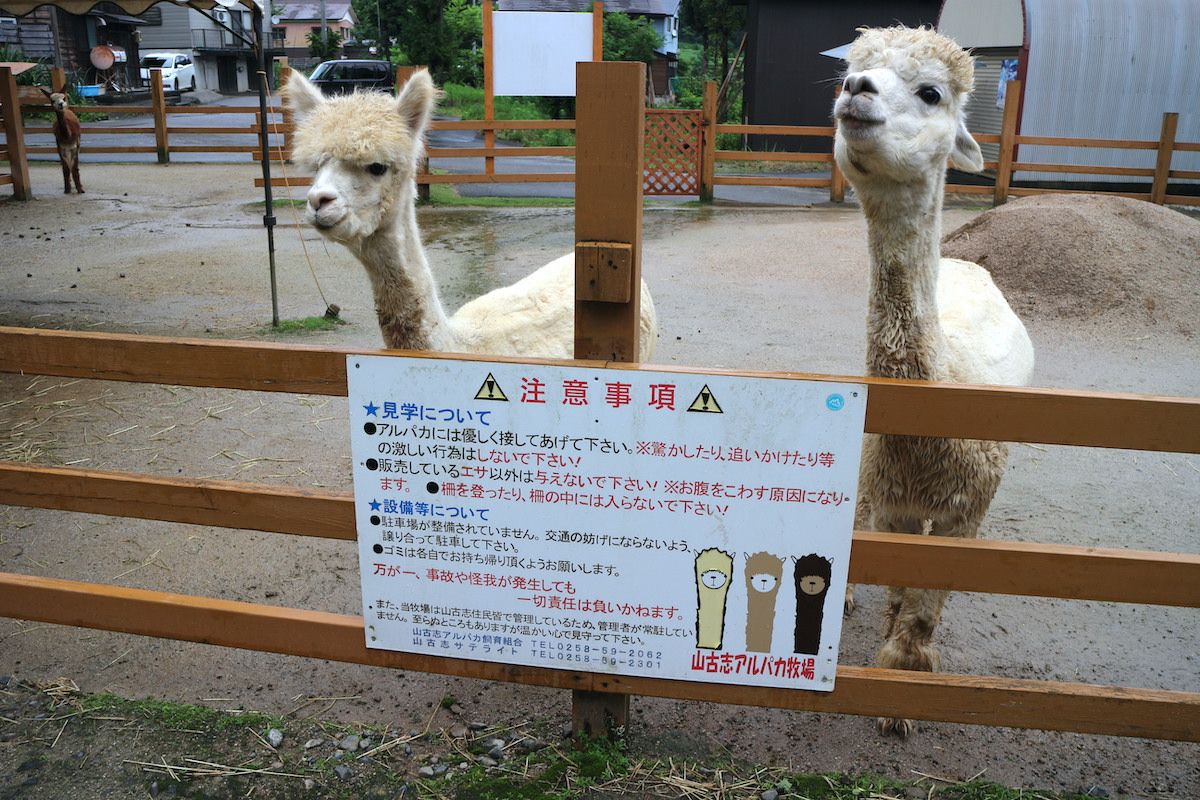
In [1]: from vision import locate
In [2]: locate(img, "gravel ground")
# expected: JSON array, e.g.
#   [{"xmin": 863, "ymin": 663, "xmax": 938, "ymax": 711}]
[{"xmin": 1, "ymin": 163, "xmax": 1198, "ymax": 797}]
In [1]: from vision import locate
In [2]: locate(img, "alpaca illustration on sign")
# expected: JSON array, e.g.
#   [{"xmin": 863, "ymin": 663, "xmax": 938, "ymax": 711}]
[
  {"xmin": 743, "ymin": 551, "xmax": 784, "ymax": 652},
  {"xmin": 694, "ymin": 548, "xmax": 734, "ymax": 649},
  {"xmin": 793, "ymin": 553, "xmax": 833, "ymax": 655}
]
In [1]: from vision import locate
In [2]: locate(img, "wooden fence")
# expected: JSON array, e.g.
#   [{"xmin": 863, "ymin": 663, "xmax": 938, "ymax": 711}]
[
  {"xmin": 5, "ymin": 67, "xmax": 1196, "ymax": 207},
  {"xmin": 2, "ymin": 61, "xmax": 1200, "ymax": 742},
  {"xmin": 1, "ymin": 328, "xmax": 1198, "ymax": 741}
]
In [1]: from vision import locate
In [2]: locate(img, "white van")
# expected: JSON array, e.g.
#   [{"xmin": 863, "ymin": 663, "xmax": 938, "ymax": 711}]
[{"xmin": 140, "ymin": 52, "xmax": 196, "ymax": 93}]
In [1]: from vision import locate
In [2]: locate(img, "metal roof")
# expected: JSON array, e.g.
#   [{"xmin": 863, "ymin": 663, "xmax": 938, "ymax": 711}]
[
  {"xmin": 0, "ymin": 0, "xmax": 260, "ymax": 17},
  {"xmin": 275, "ymin": 0, "xmax": 353, "ymax": 22},
  {"xmin": 498, "ymin": 0, "xmax": 680, "ymax": 16}
]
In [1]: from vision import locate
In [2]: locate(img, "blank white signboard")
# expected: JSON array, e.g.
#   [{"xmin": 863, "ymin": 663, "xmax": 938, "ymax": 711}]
[{"xmin": 493, "ymin": 11, "xmax": 594, "ymax": 97}]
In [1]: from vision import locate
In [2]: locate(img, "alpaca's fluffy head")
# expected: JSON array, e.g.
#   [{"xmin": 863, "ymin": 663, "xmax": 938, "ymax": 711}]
[
  {"xmin": 41, "ymin": 89, "xmax": 71, "ymax": 113},
  {"xmin": 284, "ymin": 70, "xmax": 438, "ymax": 243},
  {"xmin": 833, "ymin": 26, "xmax": 983, "ymax": 186}
]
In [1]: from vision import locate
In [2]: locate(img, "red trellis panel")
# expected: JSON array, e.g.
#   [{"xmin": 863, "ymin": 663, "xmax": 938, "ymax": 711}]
[{"xmin": 644, "ymin": 109, "xmax": 702, "ymax": 195}]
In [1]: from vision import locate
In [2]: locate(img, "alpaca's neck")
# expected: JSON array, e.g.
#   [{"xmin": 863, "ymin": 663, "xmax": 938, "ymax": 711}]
[
  {"xmin": 858, "ymin": 176, "xmax": 946, "ymax": 381},
  {"xmin": 352, "ymin": 187, "xmax": 455, "ymax": 352}
]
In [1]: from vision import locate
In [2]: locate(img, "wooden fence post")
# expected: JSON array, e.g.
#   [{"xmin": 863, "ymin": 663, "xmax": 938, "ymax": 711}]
[
  {"xmin": 279, "ymin": 62, "xmax": 293, "ymax": 161},
  {"xmin": 593, "ymin": 1, "xmax": 604, "ymax": 60},
  {"xmin": 571, "ymin": 60, "xmax": 645, "ymax": 737},
  {"xmin": 993, "ymin": 79, "xmax": 1020, "ymax": 206},
  {"xmin": 150, "ymin": 69, "xmax": 169, "ymax": 164},
  {"xmin": 482, "ymin": 0, "xmax": 495, "ymax": 178},
  {"xmin": 829, "ymin": 86, "xmax": 846, "ymax": 202},
  {"xmin": 395, "ymin": 66, "xmax": 431, "ymax": 203},
  {"xmin": 700, "ymin": 80, "xmax": 716, "ymax": 202},
  {"xmin": 1151, "ymin": 112, "xmax": 1178, "ymax": 205},
  {"xmin": 51, "ymin": 67, "xmax": 67, "ymax": 94},
  {"xmin": 0, "ymin": 66, "xmax": 33, "ymax": 200}
]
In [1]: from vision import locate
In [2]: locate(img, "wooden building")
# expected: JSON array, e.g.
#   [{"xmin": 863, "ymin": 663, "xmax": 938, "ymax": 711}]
[{"xmin": 741, "ymin": 0, "xmax": 941, "ymax": 151}]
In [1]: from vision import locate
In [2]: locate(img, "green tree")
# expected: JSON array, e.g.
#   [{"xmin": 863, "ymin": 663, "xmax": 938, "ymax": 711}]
[
  {"xmin": 680, "ymin": 0, "xmax": 744, "ymax": 78},
  {"xmin": 603, "ymin": 12, "xmax": 661, "ymax": 64},
  {"xmin": 307, "ymin": 28, "xmax": 344, "ymax": 61},
  {"xmin": 375, "ymin": 0, "xmax": 480, "ymax": 83}
]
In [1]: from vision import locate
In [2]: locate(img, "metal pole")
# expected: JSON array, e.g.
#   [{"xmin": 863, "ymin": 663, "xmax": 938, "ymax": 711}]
[{"xmin": 254, "ymin": 5, "xmax": 280, "ymax": 326}]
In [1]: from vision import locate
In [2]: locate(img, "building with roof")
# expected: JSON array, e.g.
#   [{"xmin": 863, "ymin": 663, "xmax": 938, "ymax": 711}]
[
  {"xmin": 938, "ymin": 0, "xmax": 1199, "ymax": 188},
  {"xmin": 272, "ymin": 0, "xmax": 356, "ymax": 66},
  {"xmin": 136, "ymin": 1, "xmax": 260, "ymax": 92}
]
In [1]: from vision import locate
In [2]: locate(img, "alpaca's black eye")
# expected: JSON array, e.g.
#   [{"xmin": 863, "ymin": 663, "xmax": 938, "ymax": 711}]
[
  {"xmin": 916, "ymin": 86, "xmax": 942, "ymax": 106},
  {"xmin": 367, "ymin": 162, "xmax": 388, "ymax": 176}
]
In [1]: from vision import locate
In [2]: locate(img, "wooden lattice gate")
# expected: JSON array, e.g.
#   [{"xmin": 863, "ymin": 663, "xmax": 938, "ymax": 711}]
[{"xmin": 644, "ymin": 109, "xmax": 703, "ymax": 195}]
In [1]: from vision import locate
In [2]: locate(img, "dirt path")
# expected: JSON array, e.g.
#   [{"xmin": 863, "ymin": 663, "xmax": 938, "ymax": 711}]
[{"xmin": 1, "ymin": 164, "xmax": 1198, "ymax": 797}]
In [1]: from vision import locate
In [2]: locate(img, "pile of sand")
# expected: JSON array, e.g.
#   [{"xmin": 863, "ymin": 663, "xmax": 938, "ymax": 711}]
[{"xmin": 941, "ymin": 194, "xmax": 1199, "ymax": 332}]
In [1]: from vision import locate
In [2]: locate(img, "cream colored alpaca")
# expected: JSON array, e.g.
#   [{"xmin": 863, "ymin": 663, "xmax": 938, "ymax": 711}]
[
  {"xmin": 833, "ymin": 26, "xmax": 1035, "ymax": 737},
  {"xmin": 284, "ymin": 70, "xmax": 657, "ymax": 359}
]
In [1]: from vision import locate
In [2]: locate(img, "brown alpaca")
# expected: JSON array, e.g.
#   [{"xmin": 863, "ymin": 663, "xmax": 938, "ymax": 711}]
[
  {"xmin": 743, "ymin": 551, "xmax": 783, "ymax": 652},
  {"xmin": 41, "ymin": 89, "xmax": 83, "ymax": 194}
]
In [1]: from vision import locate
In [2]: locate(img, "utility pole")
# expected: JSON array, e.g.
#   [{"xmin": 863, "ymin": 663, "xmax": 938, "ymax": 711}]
[{"xmin": 320, "ymin": 0, "xmax": 328, "ymax": 53}]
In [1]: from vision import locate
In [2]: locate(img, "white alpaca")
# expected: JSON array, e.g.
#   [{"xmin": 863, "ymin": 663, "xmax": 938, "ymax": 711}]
[
  {"xmin": 284, "ymin": 70, "xmax": 657, "ymax": 360},
  {"xmin": 833, "ymin": 26, "xmax": 1034, "ymax": 737}
]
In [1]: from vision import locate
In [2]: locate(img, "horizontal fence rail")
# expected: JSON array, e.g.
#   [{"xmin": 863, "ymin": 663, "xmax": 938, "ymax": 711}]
[
  {"xmin": 2, "ymin": 327, "xmax": 1197, "ymax": 452},
  {"xmin": 5, "ymin": 77, "xmax": 1197, "ymax": 205},
  {"xmin": 2, "ymin": 461, "xmax": 1197, "ymax": 607},
  {"xmin": 2, "ymin": 570, "xmax": 1196, "ymax": 741},
  {"xmin": 2, "ymin": 326, "xmax": 1199, "ymax": 741}
]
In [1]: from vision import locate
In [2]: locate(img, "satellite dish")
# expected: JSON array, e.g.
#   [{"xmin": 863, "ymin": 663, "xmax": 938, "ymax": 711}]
[{"xmin": 90, "ymin": 45, "xmax": 115, "ymax": 71}]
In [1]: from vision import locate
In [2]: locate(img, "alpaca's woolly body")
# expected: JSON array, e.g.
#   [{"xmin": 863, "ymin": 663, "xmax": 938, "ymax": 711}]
[
  {"xmin": 44, "ymin": 92, "xmax": 82, "ymax": 194},
  {"xmin": 286, "ymin": 73, "xmax": 657, "ymax": 360},
  {"xmin": 835, "ymin": 25, "xmax": 1034, "ymax": 736}
]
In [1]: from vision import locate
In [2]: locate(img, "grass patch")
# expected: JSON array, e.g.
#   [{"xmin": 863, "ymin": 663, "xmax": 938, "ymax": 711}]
[
  {"xmin": 439, "ymin": 82, "xmax": 575, "ymax": 148},
  {"xmin": 83, "ymin": 692, "xmax": 280, "ymax": 733},
  {"xmin": 267, "ymin": 315, "xmax": 347, "ymax": 334},
  {"xmin": 423, "ymin": 181, "xmax": 574, "ymax": 207}
]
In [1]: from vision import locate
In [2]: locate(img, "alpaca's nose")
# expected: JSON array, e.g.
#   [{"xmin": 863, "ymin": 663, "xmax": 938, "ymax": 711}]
[
  {"xmin": 307, "ymin": 188, "xmax": 337, "ymax": 212},
  {"xmin": 843, "ymin": 73, "xmax": 878, "ymax": 96}
]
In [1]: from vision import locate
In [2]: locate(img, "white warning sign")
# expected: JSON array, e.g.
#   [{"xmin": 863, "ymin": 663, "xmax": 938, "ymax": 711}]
[{"xmin": 348, "ymin": 356, "xmax": 866, "ymax": 691}]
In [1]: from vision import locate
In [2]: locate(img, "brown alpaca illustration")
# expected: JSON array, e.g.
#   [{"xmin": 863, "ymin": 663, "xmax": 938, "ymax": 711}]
[
  {"xmin": 695, "ymin": 548, "xmax": 734, "ymax": 649},
  {"xmin": 744, "ymin": 551, "xmax": 784, "ymax": 652},
  {"xmin": 794, "ymin": 553, "xmax": 833, "ymax": 655}
]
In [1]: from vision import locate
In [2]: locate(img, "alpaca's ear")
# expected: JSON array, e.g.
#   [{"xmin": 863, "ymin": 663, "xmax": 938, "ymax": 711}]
[
  {"xmin": 950, "ymin": 118, "xmax": 984, "ymax": 172},
  {"xmin": 284, "ymin": 71, "xmax": 325, "ymax": 117},
  {"xmin": 40, "ymin": 87, "xmax": 53, "ymax": 100},
  {"xmin": 395, "ymin": 69, "xmax": 438, "ymax": 139}
]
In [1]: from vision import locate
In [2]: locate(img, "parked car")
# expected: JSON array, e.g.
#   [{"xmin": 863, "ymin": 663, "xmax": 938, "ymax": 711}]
[
  {"xmin": 140, "ymin": 52, "xmax": 196, "ymax": 93},
  {"xmin": 308, "ymin": 59, "xmax": 394, "ymax": 95}
]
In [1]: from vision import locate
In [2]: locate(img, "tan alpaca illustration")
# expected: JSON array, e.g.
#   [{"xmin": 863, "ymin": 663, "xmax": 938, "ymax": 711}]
[
  {"xmin": 744, "ymin": 551, "xmax": 784, "ymax": 652},
  {"xmin": 695, "ymin": 548, "xmax": 734, "ymax": 649}
]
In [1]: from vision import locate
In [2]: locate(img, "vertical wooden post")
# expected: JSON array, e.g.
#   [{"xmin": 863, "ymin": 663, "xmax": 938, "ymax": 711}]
[
  {"xmin": 482, "ymin": 0, "xmax": 495, "ymax": 178},
  {"xmin": 571, "ymin": 61, "xmax": 645, "ymax": 737},
  {"xmin": 0, "ymin": 66, "xmax": 33, "ymax": 200},
  {"xmin": 279, "ymin": 62, "xmax": 293, "ymax": 161},
  {"xmin": 592, "ymin": 1, "xmax": 604, "ymax": 60},
  {"xmin": 1151, "ymin": 111, "xmax": 1178, "ymax": 205},
  {"xmin": 700, "ymin": 80, "xmax": 716, "ymax": 202},
  {"xmin": 397, "ymin": 66, "xmax": 431, "ymax": 203},
  {"xmin": 829, "ymin": 86, "xmax": 845, "ymax": 202},
  {"xmin": 51, "ymin": 67, "xmax": 67, "ymax": 94},
  {"xmin": 150, "ymin": 69, "xmax": 169, "ymax": 164},
  {"xmin": 993, "ymin": 79, "xmax": 1020, "ymax": 206}
]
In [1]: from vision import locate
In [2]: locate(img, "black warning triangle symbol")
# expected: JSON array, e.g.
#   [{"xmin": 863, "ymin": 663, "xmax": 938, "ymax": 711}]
[
  {"xmin": 474, "ymin": 373, "xmax": 509, "ymax": 402},
  {"xmin": 687, "ymin": 384, "xmax": 723, "ymax": 413}
]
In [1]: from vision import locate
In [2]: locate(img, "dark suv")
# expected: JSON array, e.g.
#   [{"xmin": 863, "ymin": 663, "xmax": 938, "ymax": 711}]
[{"xmin": 308, "ymin": 60, "xmax": 394, "ymax": 95}]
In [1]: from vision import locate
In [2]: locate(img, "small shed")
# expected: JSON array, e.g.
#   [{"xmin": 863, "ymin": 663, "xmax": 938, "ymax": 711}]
[
  {"xmin": 741, "ymin": 0, "xmax": 943, "ymax": 151},
  {"xmin": 939, "ymin": 0, "xmax": 1200, "ymax": 186}
]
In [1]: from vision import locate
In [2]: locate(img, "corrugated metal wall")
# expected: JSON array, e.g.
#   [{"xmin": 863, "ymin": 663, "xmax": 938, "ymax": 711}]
[
  {"xmin": 961, "ymin": 48, "xmax": 1018, "ymax": 163},
  {"xmin": 1022, "ymin": 0, "xmax": 1199, "ymax": 184}
]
